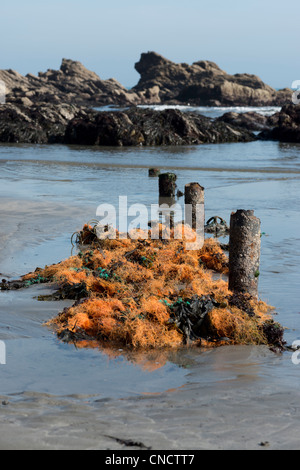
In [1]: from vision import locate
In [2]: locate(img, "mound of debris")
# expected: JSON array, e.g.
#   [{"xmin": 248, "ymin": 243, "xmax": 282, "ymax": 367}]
[{"xmin": 16, "ymin": 222, "xmax": 284, "ymax": 352}]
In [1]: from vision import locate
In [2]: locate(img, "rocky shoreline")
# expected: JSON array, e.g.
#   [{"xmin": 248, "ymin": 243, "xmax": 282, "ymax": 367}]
[
  {"xmin": 0, "ymin": 103, "xmax": 257, "ymax": 146},
  {"xmin": 132, "ymin": 52, "xmax": 290, "ymax": 107},
  {"xmin": 259, "ymin": 104, "xmax": 300, "ymax": 142},
  {"xmin": 0, "ymin": 52, "xmax": 291, "ymax": 108},
  {"xmin": 2, "ymin": 102, "xmax": 300, "ymax": 147},
  {"xmin": 0, "ymin": 52, "xmax": 299, "ymax": 146},
  {"xmin": 64, "ymin": 107, "xmax": 257, "ymax": 146}
]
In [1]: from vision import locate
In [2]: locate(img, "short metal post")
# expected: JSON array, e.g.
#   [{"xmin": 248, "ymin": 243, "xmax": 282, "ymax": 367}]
[
  {"xmin": 149, "ymin": 168, "xmax": 160, "ymax": 177},
  {"xmin": 159, "ymin": 172, "xmax": 177, "ymax": 198},
  {"xmin": 184, "ymin": 182, "xmax": 205, "ymax": 230},
  {"xmin": 229, "ymin": 209, "xmax": 261, "ymax": 299}
]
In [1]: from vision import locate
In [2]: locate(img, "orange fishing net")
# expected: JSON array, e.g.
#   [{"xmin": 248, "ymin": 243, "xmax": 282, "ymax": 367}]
[{"xmin": 23, "ymin": 223, "xmax": 279, "ymax": 351}]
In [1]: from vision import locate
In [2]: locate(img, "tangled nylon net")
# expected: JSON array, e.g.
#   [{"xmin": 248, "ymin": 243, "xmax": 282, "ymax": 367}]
[{"xmin": 22, "ymin": 223, "xmax": 283, "ymax": 353}]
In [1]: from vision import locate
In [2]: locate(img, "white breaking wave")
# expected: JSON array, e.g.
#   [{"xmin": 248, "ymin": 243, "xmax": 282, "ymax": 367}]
[
  {"xmin": 95, "ymin": 104, "xmax": 281, "ymax": 119},
  {"xmin": 137, "ymin": 105, "xmax": 281, "ymax": 118}
]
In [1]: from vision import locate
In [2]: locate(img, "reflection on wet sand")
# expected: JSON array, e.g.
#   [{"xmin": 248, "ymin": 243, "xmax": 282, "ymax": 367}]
[{"xmin": 0, "ymin": 139, "xmax": 300, "ymax": 449}]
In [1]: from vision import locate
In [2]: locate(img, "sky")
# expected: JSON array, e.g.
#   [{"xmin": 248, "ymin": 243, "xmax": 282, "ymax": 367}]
[{"xmin": 1, "ymin": 0, "xmax": 299, "ymax": 89}]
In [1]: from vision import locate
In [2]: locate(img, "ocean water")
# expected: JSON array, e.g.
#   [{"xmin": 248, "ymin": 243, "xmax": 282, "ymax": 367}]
[
  {"xmin": 97, "ymin": 104, "xmax": 281, "ymax": 118},
  {"xmin": 0, "ymin": 115, "xmax": 299, "ymax": 400},
  {"xmin": 137, "ymin": 104, "xmax": 281, "ymax": 118}
]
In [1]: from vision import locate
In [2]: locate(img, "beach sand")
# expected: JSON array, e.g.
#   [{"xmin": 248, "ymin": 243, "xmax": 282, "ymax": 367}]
[
  {"xmin": 0, "ymin": 343, "xmax": 299, "ymax": 450},
  {"xmin": 0, "ymin": 189, "xmax": 299, "ymax": 451}
]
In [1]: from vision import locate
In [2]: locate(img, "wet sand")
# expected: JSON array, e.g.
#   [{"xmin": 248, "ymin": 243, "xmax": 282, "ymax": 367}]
[
  {"xmin": 1, "ymin": 142, "xmax": 300, "ymax": 450},
  {"xmin": 0, "ymin": 343, "xmax": 299, "ymax": 450},
  {"xmin": 0, "ymin": 206, "xmax": 299, "ymax": 451},
  {"xmin": 0, "ymin": 197, "xmax": 93, "ymax": 278},
  {"xmin": 0, "ymin": 383, "xmax": 299, "ymax": 451}
]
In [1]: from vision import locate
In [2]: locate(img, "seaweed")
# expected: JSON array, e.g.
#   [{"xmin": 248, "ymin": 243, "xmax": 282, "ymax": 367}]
[
  {"xmin": 205, "ymin": 216, "xmax": 229, "ymax": 236},
  {"xmin": 12, "ymin": 222, "xmax": 281, "ymax": 352},
  {"xmin": 168, "ymin": 295, "xmax": 220, "ymax": 344},
  {"xmin": 228, "ymin": 292, "xmax": 256, "ymax": 318},
  {"xmin": 261, "ymin": 320, "xmax": 286, "ymax": 352}
]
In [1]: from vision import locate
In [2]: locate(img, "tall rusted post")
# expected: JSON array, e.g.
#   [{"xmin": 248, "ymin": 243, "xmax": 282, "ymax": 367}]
[
  {"xmin": 158, "ymin": 196, "xmax": 176, "ymax": 232},
  {"xmin": 159, "ymin": 172, "xmax": 177, "ymax": 198},
  {"xmin": 229, "ymin": 209, "xmax": 261, "ymax": 299},
  {"xmin": 184, "ymin": 182, "xmax": 205, "ymax": 230},
  {"xmin": 184, "ymin": 182, "xmax": 205, "ymax": 250}
]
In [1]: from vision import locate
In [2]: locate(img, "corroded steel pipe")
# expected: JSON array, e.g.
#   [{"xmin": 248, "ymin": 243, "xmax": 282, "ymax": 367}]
[{"xmin": 229, "ymin": 209, "xmax": 261, "ymax": 299}]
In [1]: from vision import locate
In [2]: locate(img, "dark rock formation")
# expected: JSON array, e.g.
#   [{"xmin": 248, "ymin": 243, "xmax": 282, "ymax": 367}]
[
  {"xmin": 259, "ymin": 104, "xmax": 300, "ymax": 142},
  {"xmin": 133, "ymin": 52, "xmax": 291, "ymax": 107},
  {"xmin": 216, "ymin": 111, "xmax": 280, "ymax": 131},
  {"xmin": 0, "ymin": 103, "xmax": 86, "ymax": 144},
  {"xmin": 0, "ymin": 103, "xmax": 256, "ymax": 146},
  {"xmin": 64, "ymin": 107, "xmax": 256, "ymax": 146}
]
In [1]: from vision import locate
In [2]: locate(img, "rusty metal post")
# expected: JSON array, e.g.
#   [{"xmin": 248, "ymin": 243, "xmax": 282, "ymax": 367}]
[
  {"xmin": 158, "ymin": 196, "xmax": 176, "ymax": 231},
  {"xmin": 159, "ymin": 172, "xmax": 177, "ymax": 198},
  {"xmin": 149, "ymin": 168, "xmax": 160, "ymax": 177},
  {"xmin": 184, "ymin": 182, "xmax": 205, "ymax": 250},
  {"xmin": 184, "ymin": 182, "xmax": 205, "ymax": 230},
  {"xmin": 229, "ymin": 209, "xmax": 261, "ymax": 299}
]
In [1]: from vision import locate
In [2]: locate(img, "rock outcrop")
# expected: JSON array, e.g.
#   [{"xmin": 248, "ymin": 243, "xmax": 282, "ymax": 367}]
[
  {"xmin": 0, "ymin": 53, "xmax": 292, "ymax": 108},
  {"xmin": 0, "ymin": 103, "xmax": 86, "ymax": 144},
  {"xmin": 132, "ymin": 52, "xmax": 291, "ymax": 107},
  {"xmin": 217, "ymin": 111, "xmax": 280, "ymax": 131},
  {"xmin": 0, "ymin": 59, "xmax": 141, "ymax": 108},
  {"xmin": 0, "ymin": 104, "xmax": 256, "ymax": 146},
  {"xmin": 259, "ymin": 104, "xmax": 300, "ymax": 142},
  {"xmin": 64, "ymin": 107, "xmax": 256, "ymax": 146}
]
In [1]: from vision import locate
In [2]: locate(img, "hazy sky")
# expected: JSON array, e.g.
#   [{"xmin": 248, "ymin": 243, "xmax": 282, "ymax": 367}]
[{"xmin": 1, "ymin": 0, "xmax": 299, "ymax": 89}]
